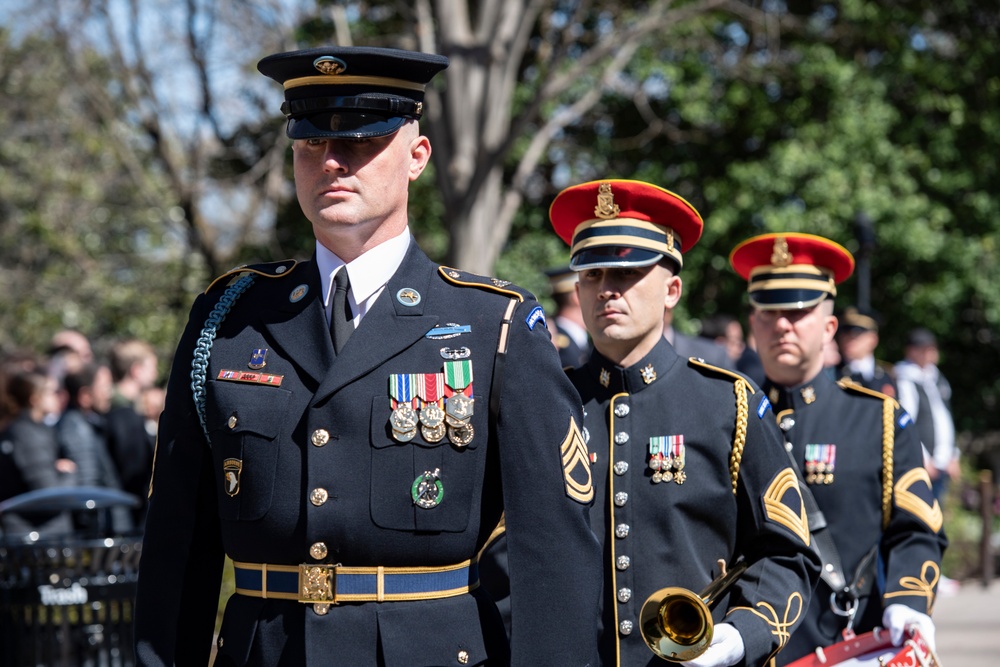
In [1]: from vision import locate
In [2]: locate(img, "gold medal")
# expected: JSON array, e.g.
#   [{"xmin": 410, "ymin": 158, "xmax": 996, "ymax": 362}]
[
  {"xmin": 445, "ymin": 393, "xmax": 474, "ymax": 423},
  {"xmin": 390, "ymin": 403, "xmax": 418, "ymax": 432},
  {"xmin": 674, "ymin": 470, "xmax": 687, "ymax": 484},
  {"xmin": 447, "ymin": 422, "xmax": 475, "ymax": 447},
  {"xmin": 419, "ymin": 402, "xmax": 445, "ymax": 428},
  {"xmin": 661, "ymin": 470, "xmax": 674, "ymax": 484},
  {"xmin": 652, "ymin": 471, "xmax": 663, "ymax": 484},
  {"xmin": 421, "ymin": 422, "xmax": 446, "ymax": 443}
]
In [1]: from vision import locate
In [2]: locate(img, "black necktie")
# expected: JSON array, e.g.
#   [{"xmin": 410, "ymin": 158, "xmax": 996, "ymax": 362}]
[{"xmin": 330, "ymin": 269, "xmax": 353, "ymax": 354}]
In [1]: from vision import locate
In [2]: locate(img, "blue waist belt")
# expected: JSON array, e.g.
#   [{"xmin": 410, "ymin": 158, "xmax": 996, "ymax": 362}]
[{"xmin": 232, "ymin": 559, "xmax": 479, "ymax": 604}]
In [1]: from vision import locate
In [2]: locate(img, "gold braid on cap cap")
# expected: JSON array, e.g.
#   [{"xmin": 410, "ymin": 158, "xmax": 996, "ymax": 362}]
[{"xmin": 594, "ymin": 183, "xmax": 620, "ymax": 219}]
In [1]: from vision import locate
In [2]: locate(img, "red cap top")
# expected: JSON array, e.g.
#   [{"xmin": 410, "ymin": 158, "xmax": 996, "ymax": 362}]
[
  {"xmin": 549, "ymin": 179, "xmax": 703, "ymax": 271},
  {"xmin": 729, "ymin": 232, "xmax": 855, "ymax": 310}
]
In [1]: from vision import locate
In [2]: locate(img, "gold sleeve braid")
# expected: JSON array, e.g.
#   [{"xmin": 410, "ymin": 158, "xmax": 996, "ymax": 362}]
[
  {"xmin": 881, "ymin": 397, "xmax": 894, "ymax": 530},
  {"xmin": 730, "ymin": 378, "xmax": 750, "ymax": 496}
]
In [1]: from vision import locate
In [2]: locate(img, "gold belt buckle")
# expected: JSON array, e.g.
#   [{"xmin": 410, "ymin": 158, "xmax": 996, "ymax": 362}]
[{"xmin": 299, "ymin": 563, "xmax": 338, "ymax": 614}]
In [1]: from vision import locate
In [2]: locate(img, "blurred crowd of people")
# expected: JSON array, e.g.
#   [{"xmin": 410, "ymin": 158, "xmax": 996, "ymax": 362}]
[{"xmin": 0, "ymin": 330, "xmax": 164, "ymax": 539}]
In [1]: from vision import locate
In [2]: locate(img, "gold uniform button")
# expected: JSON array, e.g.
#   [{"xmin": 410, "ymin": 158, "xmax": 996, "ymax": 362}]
[
  {"xmin": 313, "ymin": 603, "xmax": 330, "ymax": 615},
  {"xmin": 311, "ymin": 429, "xmax": 331, "ymax": 447},
  {"xmin": 457, "ymin": 650, "xmax": 469, "ymax": 664},
  {"xmin": 227, "ymin": 415, "xmax": 238, "ymax": 429},
  {"xmin": 310, "ymin": 488, "xmax": 329, "ymax": 506},
  {"xmin": 310, "ymin": 542, "xmax": 328, "ymax": 560}
]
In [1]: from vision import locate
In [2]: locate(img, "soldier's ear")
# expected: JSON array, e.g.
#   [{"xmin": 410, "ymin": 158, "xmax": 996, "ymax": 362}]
[{"xmin": 664, "ymin": 273, "xmax": 683, "ymax": 310}]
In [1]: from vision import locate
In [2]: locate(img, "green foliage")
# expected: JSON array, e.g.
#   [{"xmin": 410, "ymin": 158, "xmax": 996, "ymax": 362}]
[{"xmin": 0, "ymin": 30, "xmax": 197, "ymax": 367}]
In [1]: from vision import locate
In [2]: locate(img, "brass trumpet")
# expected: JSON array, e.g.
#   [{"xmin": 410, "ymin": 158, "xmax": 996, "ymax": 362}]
[{"xmin": 639, "ymin": 559, "xmax": 749, "ymax": 663}]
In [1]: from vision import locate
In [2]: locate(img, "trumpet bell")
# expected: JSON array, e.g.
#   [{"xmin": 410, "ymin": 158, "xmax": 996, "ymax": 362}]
[{"xmin": 639, "ymin": 586, "xmax": 714, "ymax": 663}]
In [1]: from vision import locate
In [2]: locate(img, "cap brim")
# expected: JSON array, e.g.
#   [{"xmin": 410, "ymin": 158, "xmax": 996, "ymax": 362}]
[
  {"xmin": 287, "ymin": 112, "xmax": 407, "ymax": 139},
  {"xmin": 569, "ymin": 246, "xmax": 664, "ymax": 271},
  {"xmin": 749, "ymin": 288, "xmax": 829, "ymax": 310}
]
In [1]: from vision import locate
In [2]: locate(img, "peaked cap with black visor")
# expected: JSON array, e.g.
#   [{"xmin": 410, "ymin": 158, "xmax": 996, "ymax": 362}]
[
  {"xmin": 729, "ymin": 232, "xmax": 855, "ymax": 310},
  {"xmin": 549, "ymin": 179, "xmax": 704, "ymax": 272},
  {"xmin": 257, "ymin": 46, "xmax": 449, "ymax": 140}
]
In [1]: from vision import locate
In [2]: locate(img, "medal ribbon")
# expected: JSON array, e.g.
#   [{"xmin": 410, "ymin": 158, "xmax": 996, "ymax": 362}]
[
  {"xmin": 389, "ymin": 373, "xmax": 417, "ymax": 409},
  {"xmin": 443, "ymin": 360, "xmax": 473, "ymax": 391},
  {"xmin": 417, "ymin": 373, "xmax": 445, "ymax": 405},
  {"xmin": 824, "ymin": 445, "xmax": 836, "ymax": 472},
  {"xmin": 668, "ymin": 435, "xmax": 684, "ymax": 466}
]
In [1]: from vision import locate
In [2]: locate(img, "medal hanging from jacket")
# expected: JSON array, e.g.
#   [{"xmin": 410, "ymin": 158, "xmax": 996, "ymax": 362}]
[
  {"xmin": 417, "ymin": 373, "xmax": 447, "ymax": 443},
  {"xmin": 389, "ymin": 374, "xmax": 418, "ymax": 442},
  {"xmin": 649, "ymin": 435, "xmax": 686, "ymax": 484},
  {"xmin": 443, "ymin": 360, "xmax": 475, "ymax": 447}
]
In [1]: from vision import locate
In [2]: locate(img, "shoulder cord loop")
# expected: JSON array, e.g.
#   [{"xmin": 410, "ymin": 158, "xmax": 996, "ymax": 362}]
[
  {"xmin": 881, "ymin": 397, "xmax": 895, "ymax": 529},
  {"xmin": 730, "ymin": 377, "xmax": 750, "ymax": 496},
  {"xmin": 190, "ymin": 274, "xmax": 256, "ymax": 444}
]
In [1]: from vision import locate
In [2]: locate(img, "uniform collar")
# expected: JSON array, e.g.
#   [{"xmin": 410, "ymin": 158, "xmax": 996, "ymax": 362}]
[
  {"xmin": 317, "ymin": 227, "xmax": 412, "ymax": 309},
  {"xmin": 764, "ymin": 369, "xmax": 836, "ymax": 413},
  {"xmin": 584, "ymin": 336, "xmax": 679, "ymax": 395}
]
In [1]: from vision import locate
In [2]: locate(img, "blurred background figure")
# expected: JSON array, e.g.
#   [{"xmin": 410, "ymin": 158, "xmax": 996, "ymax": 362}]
[
  {"xmin": 836, "ymin": 306, "xmax": 896, "ymax": 396},
  {"xmin": 56, "ymin": 362, "xmax": 132, "ymax": 533},
  {"xmin": 895, "ymin": 328, "xmax": 957, "ymax": 503},
  {"xmin": 0, "ymin": 365, "xmax": 76, "ymax": 537},
  {"xmin": 663, "ymin": 305, "xmax": 733, "ymax": 369},
  {"xmin": 105, "ymin": 339, "xmax": 159, "ymax": 528},
  {"xmin": 821, "ymin": 335, "xmax": 841, "ymax": 379},
  {"xmin": 544, "ymin": 265, "xmax": 591, "ymax": 368},
  {"xmin": 46, "ymin": 329, "xmax": 94, "ymax": 423}
]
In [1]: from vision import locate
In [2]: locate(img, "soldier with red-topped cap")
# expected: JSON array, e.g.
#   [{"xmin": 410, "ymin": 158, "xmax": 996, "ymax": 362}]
[
  {"xmin": 134, "ymin": 47, "xmax": 603, "ymax": 667},
  {"xmin": 484, "ymin": 180, "xmax": 820, "ymax": 667},
  {"xmin": 730, "ymin": 233, "xmax": 946, "ymax": 665}
]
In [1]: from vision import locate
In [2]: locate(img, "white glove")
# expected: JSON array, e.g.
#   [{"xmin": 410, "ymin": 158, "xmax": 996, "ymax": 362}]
[
  {"xmin": 681, "ymin": 623, "xmax": 745, "ymax": 667},
  {"xmin": 882, "ymin": 603, "xmax": 936, "ymax": 651}
]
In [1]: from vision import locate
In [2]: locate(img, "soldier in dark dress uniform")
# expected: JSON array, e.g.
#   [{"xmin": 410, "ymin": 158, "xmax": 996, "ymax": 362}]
[
  {"xmin": 834, "ymin": 307, "xmax": 897, "ymax": 397},
  {"xmin": 133, "ymin": 47, "xmax": 602, "ymax": 667},
  {"xmin": 484, "ymin": 180, "xmax": 820, "ymax": 667},
  {"xmin": 730, "ymin": 233, "xmax": 946, "ymax": 665},
  {"xmin": 544, "ymin": 266, "xmax": 591, "ymax": 368}
]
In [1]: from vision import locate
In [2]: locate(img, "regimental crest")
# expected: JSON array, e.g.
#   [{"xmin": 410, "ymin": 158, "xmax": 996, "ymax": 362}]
[
  {"xmin": 801, "ymin": 386, "xmax": 817, "ymax": 404},
  {"xmin": 641, "ymin": 364, "xmax": 657, "ymax": 384},
  {"xmin": 561, "ymin": 417, "xmax": 594, "ymax": 503},
  {"xmin": 600, "ymin": 368, "xmax": 610, "ymax": 388},
  {"xmin": 313, "ymin": 56, "xmax": 347, "ymax": 75},
  {"xmin": 762, "ymin": 467, "xmax": 810, "ymax": 545},
  {"xmin": 594, "ymin": 182, "xmax": 620, "ymax": 219},
  {"xmin": 248, "ymin": 348, "xmax": 268, "ymax": 370},
  {"xmin": 771, "ymin": 236, "xmax": 791, "ymax": 267},
  {"xmin": 223, "ymin": 458, "xmax": 242, "ymax": 497},
  {"xmin": 893, "ymin": 468, "xmax": 943, "ymax": 532}
]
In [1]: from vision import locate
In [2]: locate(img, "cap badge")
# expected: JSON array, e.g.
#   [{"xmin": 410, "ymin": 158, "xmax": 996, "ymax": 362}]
[
  {"xmin": 594, "ymin": 182, "xmax": 620, "ymax": 219},
  {"xmin": 771, "ymin": 236, "xmax": 791, "ymax": 267},
  {"xmin": 329, "ymin": 115, "xmax": 342, "ymax": 131},
  {"xmin": 313, "ymin": 56, "xmax": 347, "ymax": 75}
]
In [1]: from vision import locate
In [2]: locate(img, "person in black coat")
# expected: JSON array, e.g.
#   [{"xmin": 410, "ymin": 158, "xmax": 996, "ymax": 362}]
[
  {"xmin": 133, "ymin": 46, "xmax": 602, "ymax": 667},
  {"xmin": 0, "ymin": 368, "xmax": 75, "ymax": 537},
  {"xmin": 730, "ymin": 233, "xmax": 946, "ymax": 664}
]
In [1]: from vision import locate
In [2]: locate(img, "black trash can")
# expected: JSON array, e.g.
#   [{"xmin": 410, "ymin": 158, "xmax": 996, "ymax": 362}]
[{"xmin": 0, "ymin": 487, "xmax": 141, "ymax": 667}]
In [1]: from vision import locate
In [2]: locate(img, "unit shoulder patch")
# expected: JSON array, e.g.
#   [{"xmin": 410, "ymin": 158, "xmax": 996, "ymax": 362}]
[
  {"xmin": 688, "ymin": 358, "xmax": 755, "ymax": 393},
  {"xmin": 837, "ymin": 377, "xmax": 900, "ymax": 408},
  {"xmin": 438, "ymin": 266, "xmax": 526, "ymax": 302},
  {"xmin": 894, "ymin": 468, "xmax": 943, "ymax": 532},
  {"xmin": 205, "ymin": 259, "xmax": 301, "ymax": 293},
  {"xmin": 560, "ymin": 416, "xmax": 594, "ymax": 504}
]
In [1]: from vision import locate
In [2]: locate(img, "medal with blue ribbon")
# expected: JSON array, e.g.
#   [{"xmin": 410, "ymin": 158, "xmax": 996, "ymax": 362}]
[{"xmin": 389, "ymin": 374, "xmax": 418, "ymax": 442}]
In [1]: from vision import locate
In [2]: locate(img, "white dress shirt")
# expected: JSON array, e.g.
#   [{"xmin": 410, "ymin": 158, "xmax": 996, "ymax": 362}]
[{"xmin": 316, "ymin": 228, "xmax": 411, "ymax": 329}]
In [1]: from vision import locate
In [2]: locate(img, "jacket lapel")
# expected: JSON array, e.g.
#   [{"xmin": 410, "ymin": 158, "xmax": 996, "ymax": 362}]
[{"xmin": 262, "ymin": 259, "xmax": 334, "ymax": 387}]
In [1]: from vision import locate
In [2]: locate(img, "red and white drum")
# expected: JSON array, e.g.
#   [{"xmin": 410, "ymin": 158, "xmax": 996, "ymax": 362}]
[{"xmin": 786, "ymin": 627, "xmax": 940, "ymax": 666}]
